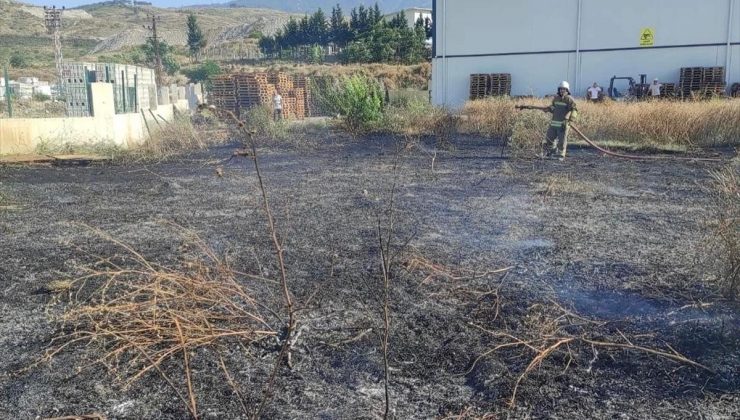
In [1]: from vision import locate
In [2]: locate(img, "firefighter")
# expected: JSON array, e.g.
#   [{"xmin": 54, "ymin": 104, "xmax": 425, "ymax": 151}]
[{"xmin": 542, "ymin": 81, "xmax": 578, "ymax": 160}]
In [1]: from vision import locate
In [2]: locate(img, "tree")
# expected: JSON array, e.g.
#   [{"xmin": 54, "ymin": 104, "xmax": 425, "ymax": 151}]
[
  {"xmin": 308, "ymin": 9, "xmax": 328, "ymax": 45},
  {"xmin": 371, "ymin": 3, "xmax": 383, "ymax": 27},
  {"xmin": 350, "ymin": 5, "xmax": 371, "ymax": 36},
  {"xmin": 283, "ymin": 17, "xmax": 300, "ymax": 48},
  {"xmin": 330, "ymin": 4, "xmax": 352, "ymax": 48},
  {"xmin": 183, "ymin": 60, "xmax": 221, "ymax": 83},
  {"xmin": 416, "ymin": 17, "xmax": 433, "ymax": 39},
  {"xmin": 298, "ymin": 15, "xmax": 310, "ymax": 46},
  {"xmin": 186, "ymin": 14, "xmax": 206, "ymax": 62},
  {"xmin": 9, "ymin": 51, "xmax": 28, "ymax": 68},
  {"xmin": 141, "ymin": 39, "xmax": 180, "ymax": 76},
  {"xmin": 389, "ymin": 13, "xmax": 407, "ymax": 30}
]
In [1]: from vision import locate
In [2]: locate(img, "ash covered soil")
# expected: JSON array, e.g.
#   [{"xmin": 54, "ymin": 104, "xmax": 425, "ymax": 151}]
[{"xmin": 0, "ymin": 134, "xmax": 738, "ymax": 419}]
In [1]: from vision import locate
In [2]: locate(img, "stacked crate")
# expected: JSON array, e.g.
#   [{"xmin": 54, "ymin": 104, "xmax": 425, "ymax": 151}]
[
  {"xmin": 489, "ymin": 73, "xmax": 512, "ymax": 96},
  {"xmin": 293, "ymin": 74, "xmax": 312, "ymax": 116},
  {"xmin": 660, "ymin": 83, "xmax": 676, "ymax": 98},
  {"xmin": 283, "ymin": 97, "xmax": 297, "ymax": 119},
  {"xmin": 209, "ymin": 72, "xmax": 311, "ymax": 119},
  {"xmin": 701, "ymin": 67, "xmax": 726, "ymax": 96},
  {"xmin": 210, "ymin": 75, "xmax": 237, "ymax": 112},
  {"xmin": 679, "ymin": 67, "xmax": 704, "ymax": 97},
  {"xmin": 292, "ymin": 88, "xmax": 306, "ymax": 120},
  {"xmin": 469, "ymin": 74, "xmax": 489, "ymax": 100},
  {"xmin": 679, "ymin": 66, "xmax": 726, "ymax": 97}
]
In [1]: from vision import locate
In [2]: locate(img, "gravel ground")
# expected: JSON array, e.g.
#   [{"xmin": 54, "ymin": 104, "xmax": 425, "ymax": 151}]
[{"xmin": 0, "ymin": 134, "xmax": 738, "ymax": 419}]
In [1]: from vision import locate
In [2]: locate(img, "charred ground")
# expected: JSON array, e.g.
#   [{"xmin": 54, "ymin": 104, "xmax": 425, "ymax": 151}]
[{"xmin": 0, "ymin": 134, "xmax": 738, "ymax": 419}]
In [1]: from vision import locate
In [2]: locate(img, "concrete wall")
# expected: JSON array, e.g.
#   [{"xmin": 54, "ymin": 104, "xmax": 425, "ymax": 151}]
[
  {"xmin": 0, "ymin": 83, "xmax": 191, "ymax": 155},
  {"xmin": 432, "ymin": 0, "xmax": 740, "ymax": 106}
]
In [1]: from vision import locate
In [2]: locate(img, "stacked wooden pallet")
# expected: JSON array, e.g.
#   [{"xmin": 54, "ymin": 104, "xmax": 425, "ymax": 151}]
[
  {"xmin": 210, "ymin": 72, "xmax": 311, "ymax": 119},
  {"xmin": 679, "ymin": 67, "xmax": 726, "ymax": 97},
  {"xmin": 679, "ymin": 67, "xmax": 703, "ymax": 97},
  {"xmin": 660, "ymin": 83, "xmax": 676, "ymax": 97},
  {"xmin": 469, "ymin": 74, "xmax": 489, "ymax": 100},
  {"xmin": 210, "ymin": 75, "xmax": 237, "ymax": 112},
  {"xmin": 293, "ymin": 75, "xmax": 312, "ymax": 116},
  {"xmin": 489, "ymin": 73, "xmax": 512, "ymax": 96},
  {"xmin": 287, "ymin": 88, "xmax": 304, "ymax": 120},
  {"xmin": 470, "ymin": 73, "xmax": 512, "ymax": 99},
  {"xmin": 701, "ymin": 67, "xmax": 726, "ymax": 96},
  {"xmin": 284, "ymin": 97, "xmax": 296, "ymax": 119}
]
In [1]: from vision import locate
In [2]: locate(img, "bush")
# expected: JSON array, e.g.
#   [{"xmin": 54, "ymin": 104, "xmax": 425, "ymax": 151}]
[
  {"xmin": 9, "ymin": 51, "xmax": 28, "ymax": 68},
  {"xmin": 241, "ymin": 105, "xmax": 289, "ymax": 141},
  {"xmin": 139, "ymin": 115, "xmax": 214, "ymax": 158},
  {"xmin": 316, "ymin": 74, "xmax": 383, "ymax": 135},
  {"xmin": 184, "ymin": 60, "xmax": 221, "ymax": 83}
]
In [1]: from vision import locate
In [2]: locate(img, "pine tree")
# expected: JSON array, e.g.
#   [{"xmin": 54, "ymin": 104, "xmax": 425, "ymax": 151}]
[
  {"xmin": 309, "ymin": 9, "xmax": 328, "ymax": 45},
  {"xmin": 186, "ymin": 14, "xmax": 206, "ymax": 62},
  {"xmin": 371, "ymin": 3, "xmax": 383, "ymax": 26}
]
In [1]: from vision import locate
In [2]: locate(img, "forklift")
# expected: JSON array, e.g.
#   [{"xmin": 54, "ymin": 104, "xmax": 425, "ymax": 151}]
[{"xmin": 608, "ymin": 74, "xmax": 650, "ymax": 100}]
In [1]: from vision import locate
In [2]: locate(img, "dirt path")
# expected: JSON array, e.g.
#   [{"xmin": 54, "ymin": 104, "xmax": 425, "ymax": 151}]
[{"xmin": 0, "ymin": 135, "xmax": 737, "ymax": 419}]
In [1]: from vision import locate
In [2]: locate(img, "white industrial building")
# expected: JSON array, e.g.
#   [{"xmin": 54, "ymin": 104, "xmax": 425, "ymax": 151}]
[
  {"xmin": 431, "ymin": 0, "xmax": 740, "ymax": 106},
  {"xmin": 384, "ymin": 7, "xmax": 432, "ymax": 28}
]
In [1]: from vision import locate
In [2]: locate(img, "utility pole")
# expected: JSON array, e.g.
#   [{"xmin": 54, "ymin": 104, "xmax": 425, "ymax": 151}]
[
  {"xmin": 44, "ymin": 5, "xmax": 65, "ymax": 101},
  {"xmin": 144, "ymin": 14, "xmax": 164, "ymax": 89},
  {"xmin": 4, "ymin": 66, "xmax": 12, "ymax": 117}
]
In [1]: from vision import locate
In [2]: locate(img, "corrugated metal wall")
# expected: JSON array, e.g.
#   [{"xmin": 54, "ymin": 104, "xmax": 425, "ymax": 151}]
[{"xmin": 432, "ymin": 0, "xmax": 739, "ymax": 106}]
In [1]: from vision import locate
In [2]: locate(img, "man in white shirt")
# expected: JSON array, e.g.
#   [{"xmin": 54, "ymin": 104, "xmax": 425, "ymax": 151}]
[
  {"xmin": 587, "ymin": 82, "xmax": 603, "ymax": 102},
  {"xmin": 647, "ymin": 79, "xmax": 663, "ymax": 98},
  {"xmin": 273, "ymin": 91, "xmax": 283, "ymax": 121}
]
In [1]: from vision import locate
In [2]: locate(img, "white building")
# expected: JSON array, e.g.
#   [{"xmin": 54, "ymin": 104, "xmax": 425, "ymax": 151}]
[
  {"xmin": 385, "ymin": 7, "xmax": 432, "ymax": 28},
  {"xmin": 432, "ymin": 0, "xmax": 740, "ymax": 107}
]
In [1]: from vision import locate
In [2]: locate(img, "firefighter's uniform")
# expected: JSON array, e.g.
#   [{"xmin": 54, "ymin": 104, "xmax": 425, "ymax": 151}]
[{"xmin": 544, "ymin": 91, "xmax": 578, "ymax": 158}]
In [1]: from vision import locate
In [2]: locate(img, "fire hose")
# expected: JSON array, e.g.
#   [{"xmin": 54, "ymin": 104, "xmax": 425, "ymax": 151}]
[{"xmin": 515, "ymin": 105, "xmax": 723, "ymax": 162}]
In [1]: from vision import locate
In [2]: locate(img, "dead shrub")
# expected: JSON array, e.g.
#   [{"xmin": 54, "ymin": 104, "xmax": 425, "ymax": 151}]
[
  {"xmin": 466, "ymin": 298, "xmax": 712, "ymax": 408},
  {"xmin": 433, "ymin": 112, "xmax": 461, "ymax": 150},
  {"xmin": 140, "ymin": 115, "xmax": 210, "ymax": 158},
  {"xmin": 460, "ymin": 97, "xmax": 517, "ymax": 138},
  {"xmin": 508, "ymin": 108, "xmax": 548, "ymax": 158},
  {"xmin": 45, "ymin": 227, "xmax": 277, "ymax": 418},
  {"xmin": 704, "ymin": 163, "xmax": 740, "ymax": 298}
]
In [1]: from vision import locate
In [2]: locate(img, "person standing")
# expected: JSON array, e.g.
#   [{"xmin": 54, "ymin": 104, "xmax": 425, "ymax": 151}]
[
  {"xmin": 647, "ymin": 79, "xmax": 663, "ymax": 98},
  {"xmin": 542, "ymin": 81, "xmax": 578, "ymax": 161},
  {"xmin": 273, "ymin": 91, "xmax": 283, "ymax": 121},
  {"xmin": 587, "ymin": 82, "xmax": 603, "ymax": 102}
]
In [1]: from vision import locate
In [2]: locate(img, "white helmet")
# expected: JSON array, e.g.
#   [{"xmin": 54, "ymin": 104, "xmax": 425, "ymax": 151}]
[{"xmin": 558, "ymin": 81, "xmax": 571, "ymax": 93}]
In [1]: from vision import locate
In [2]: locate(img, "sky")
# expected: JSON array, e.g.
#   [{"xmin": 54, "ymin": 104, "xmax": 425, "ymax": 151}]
[{"xmin": 21, "ymin": 1, "xmax": 221, "ymax": 8}]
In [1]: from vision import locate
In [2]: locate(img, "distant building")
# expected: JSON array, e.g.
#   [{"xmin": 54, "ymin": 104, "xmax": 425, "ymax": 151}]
[
  {"xmin": 384, "ymin": 7, "xmax": 432, "ymax": 28},
  {"xmin": 432, "ymin": 0, "xmax": 740, "ymax": 106}
]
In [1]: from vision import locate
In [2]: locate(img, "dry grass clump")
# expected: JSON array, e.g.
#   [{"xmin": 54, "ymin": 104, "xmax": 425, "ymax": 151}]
[
  {"xmin": 139, "ymin": 114, "xmax": 227, "ymax": 158},
  {"xmin": 704, "ymin": 163, "xmax": 739, "ymax": 298},
  {"xmin": 460, "ymin": 97, "xmax": 518, "ymax": 138},
  {"xmin": 45, "ymin": 227, "xmax": 277, "ymax": 418},
  {"xmin": 461, "ymin": 98, "xmax": 740, "ymax": 153},
  {"xmin": 579, "ymin": 100, "xmax": 740, "ymax": 147},
  {"xmin": 406, "ymin": 254, "xmax": 712, "ymax": 408},
  {"xmin": 466, "ymin": 298, "xmax": 711, "ymax": 408}
]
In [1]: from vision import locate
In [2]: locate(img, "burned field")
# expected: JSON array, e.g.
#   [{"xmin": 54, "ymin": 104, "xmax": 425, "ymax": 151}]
[{"xmin": 0, "ymin": 135, "xmax": 738, "ymax": 419}]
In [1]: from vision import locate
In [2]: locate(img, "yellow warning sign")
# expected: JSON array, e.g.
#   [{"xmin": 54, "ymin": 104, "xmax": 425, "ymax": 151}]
[{"xmin": 640, "ymin": 28, "xmax": 655, "ymax": 47}]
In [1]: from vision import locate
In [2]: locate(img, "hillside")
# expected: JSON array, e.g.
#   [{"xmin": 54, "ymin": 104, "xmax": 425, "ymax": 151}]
[
  {"xmin": 0, "ymin": 2, "xmax": 293, "ymax": 63},
  {"xmin": 222, "ymin": 0, "xmax": 432, "ymax": 13}
]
